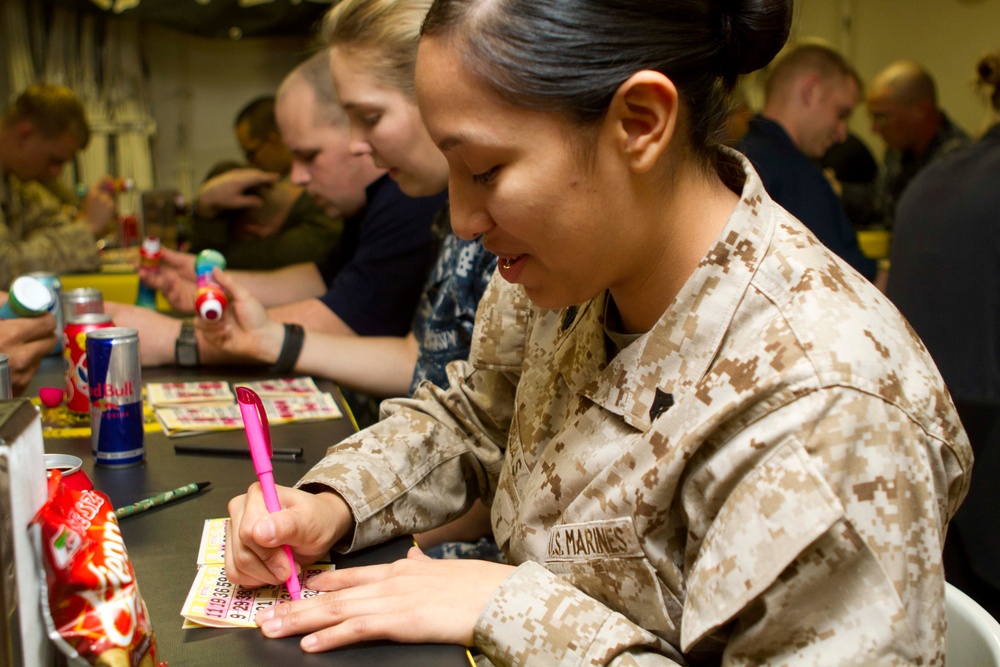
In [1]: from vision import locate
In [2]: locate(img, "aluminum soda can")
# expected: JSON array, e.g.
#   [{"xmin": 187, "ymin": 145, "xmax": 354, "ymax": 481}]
[
  {"xmin": 61, "ymin": 287, "xmax": 104, "ymax": 320},
  {"xmin": 44, "ymin": 453, "xmax": 94, "ymax": 491},
  {"xmin": 25, "ymin": 271, "xmax": 62, "ymax": 354},
  {"xmin": 0, "ymin": 353, "xmax": 11, "ymax": 400},
  {"xmin": 63, "ymin": 313, "xmax": 114, "ymax": 413},
  {"xmin": 87, "ymin": 327, "xmax": 144, "ymax": 467}
]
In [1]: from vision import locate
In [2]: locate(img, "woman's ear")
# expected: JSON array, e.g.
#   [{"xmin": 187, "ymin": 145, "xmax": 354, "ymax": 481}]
[{"xmin": 606, "ymin": 71, "xmax": 679, "ymax": 174}]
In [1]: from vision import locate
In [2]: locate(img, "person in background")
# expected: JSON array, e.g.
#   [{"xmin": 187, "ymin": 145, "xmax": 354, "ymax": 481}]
[
  {"xmin": 867, "ymin": 59, "xmax": 969, "ymax": 229},
  {"xmin": 180, "ymin": 160, "xmax": 343, "ymax": 270},
  {"xmin": 234, "ymin": 95, "xmax": 294, "ymax": 176},
  {"xmin": 0, "ymin": 296, "xmax": 56, "ymax": 395},
  {"xmin": 817, "ymin": 131, "xmax": 879, "ymax": 228},
  {"xmin": 109, "ymin": 50, "xmax": 443, "ymax": 372},
  {"xmin": 737, "ymin": 40, "xmax": 876, "ymax": 281},
  {"xmin": 203, "ymin": 0, "xmax": 497, "ymax": 557},
  {"xmin": 224, "ymin": 0, "xmax": 970, "ymax": 663},
  {"xmin": 886, "ymin": 49, "xmax": 1000, "ymax": 620},
  {"xmin": 0, "ymin": 83, "xmax": 116, "ymax": 289}
]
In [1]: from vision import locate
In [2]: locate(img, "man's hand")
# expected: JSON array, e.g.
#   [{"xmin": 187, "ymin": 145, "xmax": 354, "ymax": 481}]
[
  {"xmin": 195, "ymin": 169, "xmax": 280, "ymax": 218},
  {"xmin": 139, "ymin": 247, "xmax": 198, "ymax": 312},
  {"xmin": 0, "ymin": 311, "xmax": 57, "ymax": 394},
  {"xmin": 196, "ymin": 268, "xmax": 285, "ymax": 363},
  {"xmin": 77, "ymin": 178, "xmax": 117, "ymax": 237}
]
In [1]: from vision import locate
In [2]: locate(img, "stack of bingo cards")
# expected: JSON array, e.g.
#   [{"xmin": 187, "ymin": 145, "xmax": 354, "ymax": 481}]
[
  {"xmin": 194, "ymin": 249, "xmax": 227, "ymax": 321},
  {"xmin": 136, "ymin": 236, "xmax": 162, "ymax": 309}
]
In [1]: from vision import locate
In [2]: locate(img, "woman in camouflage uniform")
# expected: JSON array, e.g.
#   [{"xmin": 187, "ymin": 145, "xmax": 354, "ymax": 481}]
[{"xmin": 224, "ymin": 0, "xmax": 973, "ymax": 664}]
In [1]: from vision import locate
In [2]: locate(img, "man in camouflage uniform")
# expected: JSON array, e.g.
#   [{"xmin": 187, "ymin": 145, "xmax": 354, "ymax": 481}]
[
  {"xmin": 866, "ymin": 60, "xmax": 970, "ymax": 230},
  {"xmin": 0, "ymin": 84, "xmax": 115, "ymax": 289},
  {"xmin": 273, "ymin": 152, "xmax": 972, "ymax": 665}
]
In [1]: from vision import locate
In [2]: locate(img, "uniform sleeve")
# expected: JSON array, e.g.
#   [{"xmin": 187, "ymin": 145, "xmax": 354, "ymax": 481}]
[
  {"xmin": 477, "ymin": 562, "xmax": 686, "ymax": 666},
  {"xmin": 0, "ymin": 181, "xmax": 99, "ymax": 289},
  {"xmin": 297, "ymin": 274, "xmax": 525, "ymax": 550}
]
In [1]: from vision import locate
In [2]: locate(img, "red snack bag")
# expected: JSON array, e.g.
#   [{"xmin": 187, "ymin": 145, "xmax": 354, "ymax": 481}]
[{"xmin": 32, "ymin": 471, "xmax": 161, "ymax": 667}]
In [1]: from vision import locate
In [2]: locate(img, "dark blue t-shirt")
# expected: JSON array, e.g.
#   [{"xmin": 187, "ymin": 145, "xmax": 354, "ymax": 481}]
[
  {"xmin": 738, "ymin": 116, "xmax": 876, "ymax": 280},
  {"xmin": 409, "ymin": 205, "xmax": 496, "ymax": 393},
  {"xmin": 317, "ymin": 175, "xmax": 446, "ymax": 336}
]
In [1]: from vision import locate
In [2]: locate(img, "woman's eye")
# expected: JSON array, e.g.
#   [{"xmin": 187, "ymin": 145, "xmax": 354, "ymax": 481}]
[
  {"xmin": 361, "ymin": 113, "xmax": 381, "ymax": 128},
  {"xmin": 472, "ymin": 166, "xmax": 499, "ymax": 186}
]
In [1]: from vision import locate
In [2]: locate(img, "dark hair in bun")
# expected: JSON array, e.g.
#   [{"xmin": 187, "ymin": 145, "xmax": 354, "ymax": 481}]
[
  {"xmin": 422, "ymin": 0, "xmax": 792, "ymax": 159},
  {"xmin": 976, "ymin": 50, "xmax": 1000, "ymax": 112}
]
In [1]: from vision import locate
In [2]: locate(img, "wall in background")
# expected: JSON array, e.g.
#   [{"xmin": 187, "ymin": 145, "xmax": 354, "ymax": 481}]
[
  {"xmin": 5, "ymin": 2, "xmax": 998, "ymax": 192},
  {"xmin": 143, "ymin": 25, "xmax": 313, "ymax": 200}
]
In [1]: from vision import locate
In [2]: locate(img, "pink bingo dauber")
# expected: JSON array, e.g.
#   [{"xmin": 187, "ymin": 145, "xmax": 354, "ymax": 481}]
[{"xmin": 235, "ymin": 386, "xmax": 302, "ymax": 601}]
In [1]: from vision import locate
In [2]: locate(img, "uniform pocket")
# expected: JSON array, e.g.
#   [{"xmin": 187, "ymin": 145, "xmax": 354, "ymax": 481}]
[{"xmin": 544, "ymin": 517, "xmax": 682, "ymax": 642}]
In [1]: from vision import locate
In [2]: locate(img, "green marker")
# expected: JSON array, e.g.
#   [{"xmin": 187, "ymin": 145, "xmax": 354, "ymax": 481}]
[{"xmin": 114, "ymin": 481, "xmax": 211, "ymax": 520}]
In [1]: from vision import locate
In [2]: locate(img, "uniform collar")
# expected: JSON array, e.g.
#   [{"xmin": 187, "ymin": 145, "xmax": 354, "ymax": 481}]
[{"xmin": 554, "ymin": 150, "xmax": 775, "ymax": 431}]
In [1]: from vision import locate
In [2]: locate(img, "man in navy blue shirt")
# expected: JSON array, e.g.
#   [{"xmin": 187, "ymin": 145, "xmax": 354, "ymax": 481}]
[{"xmin": 737, "ymin": 41, "xmax": 876, "ymax": 281}]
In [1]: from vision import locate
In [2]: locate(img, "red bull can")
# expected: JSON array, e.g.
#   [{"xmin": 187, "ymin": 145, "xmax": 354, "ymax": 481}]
[{"xmin": 86, "ymin": 327, "xmax": 144, "ymax": 467}]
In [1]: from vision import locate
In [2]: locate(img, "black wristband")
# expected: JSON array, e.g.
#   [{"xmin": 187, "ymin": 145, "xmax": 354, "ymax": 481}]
[{"xmin": 270, "ymin": 323, "xmax": 304, "ymax": 375}]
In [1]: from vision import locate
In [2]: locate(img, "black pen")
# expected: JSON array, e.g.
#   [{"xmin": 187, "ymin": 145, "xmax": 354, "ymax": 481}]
[
  {"xmin": 114, "ymin": 481, "xmax": 211, "ymax": 519},
  {"xmin": 173, "ymin": 443, "xmax": 303, "ymax": 459}
]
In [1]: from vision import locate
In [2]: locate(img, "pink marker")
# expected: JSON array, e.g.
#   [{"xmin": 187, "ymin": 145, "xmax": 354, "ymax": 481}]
[{"xmin": 235, "ymin": 386, "xmax": 301, "ymax": 600}]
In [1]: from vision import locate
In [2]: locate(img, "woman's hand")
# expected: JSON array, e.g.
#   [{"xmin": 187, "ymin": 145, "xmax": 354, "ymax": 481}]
[
  {"xmin": 196, "ymin": 267, "xmax": 285, "ymax": 362},
  {"xmin": 255, "ymin": 547, "xmax": 515, "ymax": 652},
  {"xmin": 225, "ymin": 484, "xmax": 352, "ymax": 588}
]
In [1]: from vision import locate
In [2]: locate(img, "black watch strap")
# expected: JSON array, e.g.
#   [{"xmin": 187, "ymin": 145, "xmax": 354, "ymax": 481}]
[
  {"xmin": 175, "ymin": 319, "xmax": 199, "ymax": 367},
  {"xmin": 270, "ymin": 323, "xmax": 305, "ymax": 375}
]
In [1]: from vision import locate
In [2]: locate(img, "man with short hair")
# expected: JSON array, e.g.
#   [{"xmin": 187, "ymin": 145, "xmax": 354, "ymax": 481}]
[
  {"xmin": 108, "ymin": 50, "xmax": 443, "ymax": 371},
  {"xmin": 737, "ymin": 40, "xmax": 876, "ymax": 280},
  {"xmin": 234, "ymin": 95, "xmax": 294, "ymax": 176},
  {"xmin": 0, "ymin": 84, "xmax": 116, "ymax": 289},
  {"xmin": 867, "ymin": 60, "xmax": 969, "ymax": 229}
]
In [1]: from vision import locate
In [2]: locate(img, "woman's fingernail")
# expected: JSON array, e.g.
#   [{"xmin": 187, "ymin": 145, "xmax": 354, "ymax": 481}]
[
  {"xmin": 261, "ymin": 617, "xmax": 282, "ymax": 633},
  {"xmin": 256, "ymin": 608, "xmax": 273, "ymax": 623},
  {"xmin": 302, "ymin": 634, "xmax": 318, "ymax": 650}
]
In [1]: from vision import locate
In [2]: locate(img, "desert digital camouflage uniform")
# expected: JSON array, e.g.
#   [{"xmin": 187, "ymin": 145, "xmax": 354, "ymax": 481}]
[
  {"xmin": 298, "ymin": 152, "xmax": 973, "ymax": 666},
  {"xmin": 0, "ymin": 166, "xmax": 100, "ymax": 290}
]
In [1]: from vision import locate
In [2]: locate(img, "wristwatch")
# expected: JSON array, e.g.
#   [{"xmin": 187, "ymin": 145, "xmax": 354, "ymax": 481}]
[{"xmin": 175, "ymin": 319, "xmax": 199, "ymax": 367}]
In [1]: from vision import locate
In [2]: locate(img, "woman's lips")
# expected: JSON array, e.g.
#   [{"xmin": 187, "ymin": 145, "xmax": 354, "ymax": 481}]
[{"xmin": 497, "ymin": 254, "xmax": 525, "ymax": 282}]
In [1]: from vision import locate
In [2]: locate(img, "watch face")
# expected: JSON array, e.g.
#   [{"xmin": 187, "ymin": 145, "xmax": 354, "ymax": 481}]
[{"xmin": 176, "ymin": 341, "xmax": 198, "ymax": 367}]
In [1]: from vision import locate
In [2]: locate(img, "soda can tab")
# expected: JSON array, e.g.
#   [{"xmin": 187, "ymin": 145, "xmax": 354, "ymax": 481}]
[
  {"xmin": 64, "ymin": 313, "xmax": 114, "ymax": 414},
  {"xmin": 0, "ymin": 275, "xmax": 55, "ymax": 319},
  {"xmin": 87, "ymin": 327, "xmax": 144, "ymax": 467},
  {"xmin": 61, "ymin": 287, "xmax": 104, "ymax": 320}
]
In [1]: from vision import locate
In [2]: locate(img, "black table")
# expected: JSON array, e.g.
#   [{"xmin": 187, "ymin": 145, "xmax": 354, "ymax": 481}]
[{"xmin": 29, "ymin": 357, "xmax": 471, "ymax": 666}]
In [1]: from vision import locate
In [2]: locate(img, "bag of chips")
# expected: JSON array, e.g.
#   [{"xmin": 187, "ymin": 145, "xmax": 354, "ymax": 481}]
[{"xmin": 32, "ymin": 470, "xmax": 161, "ymax": 667}]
